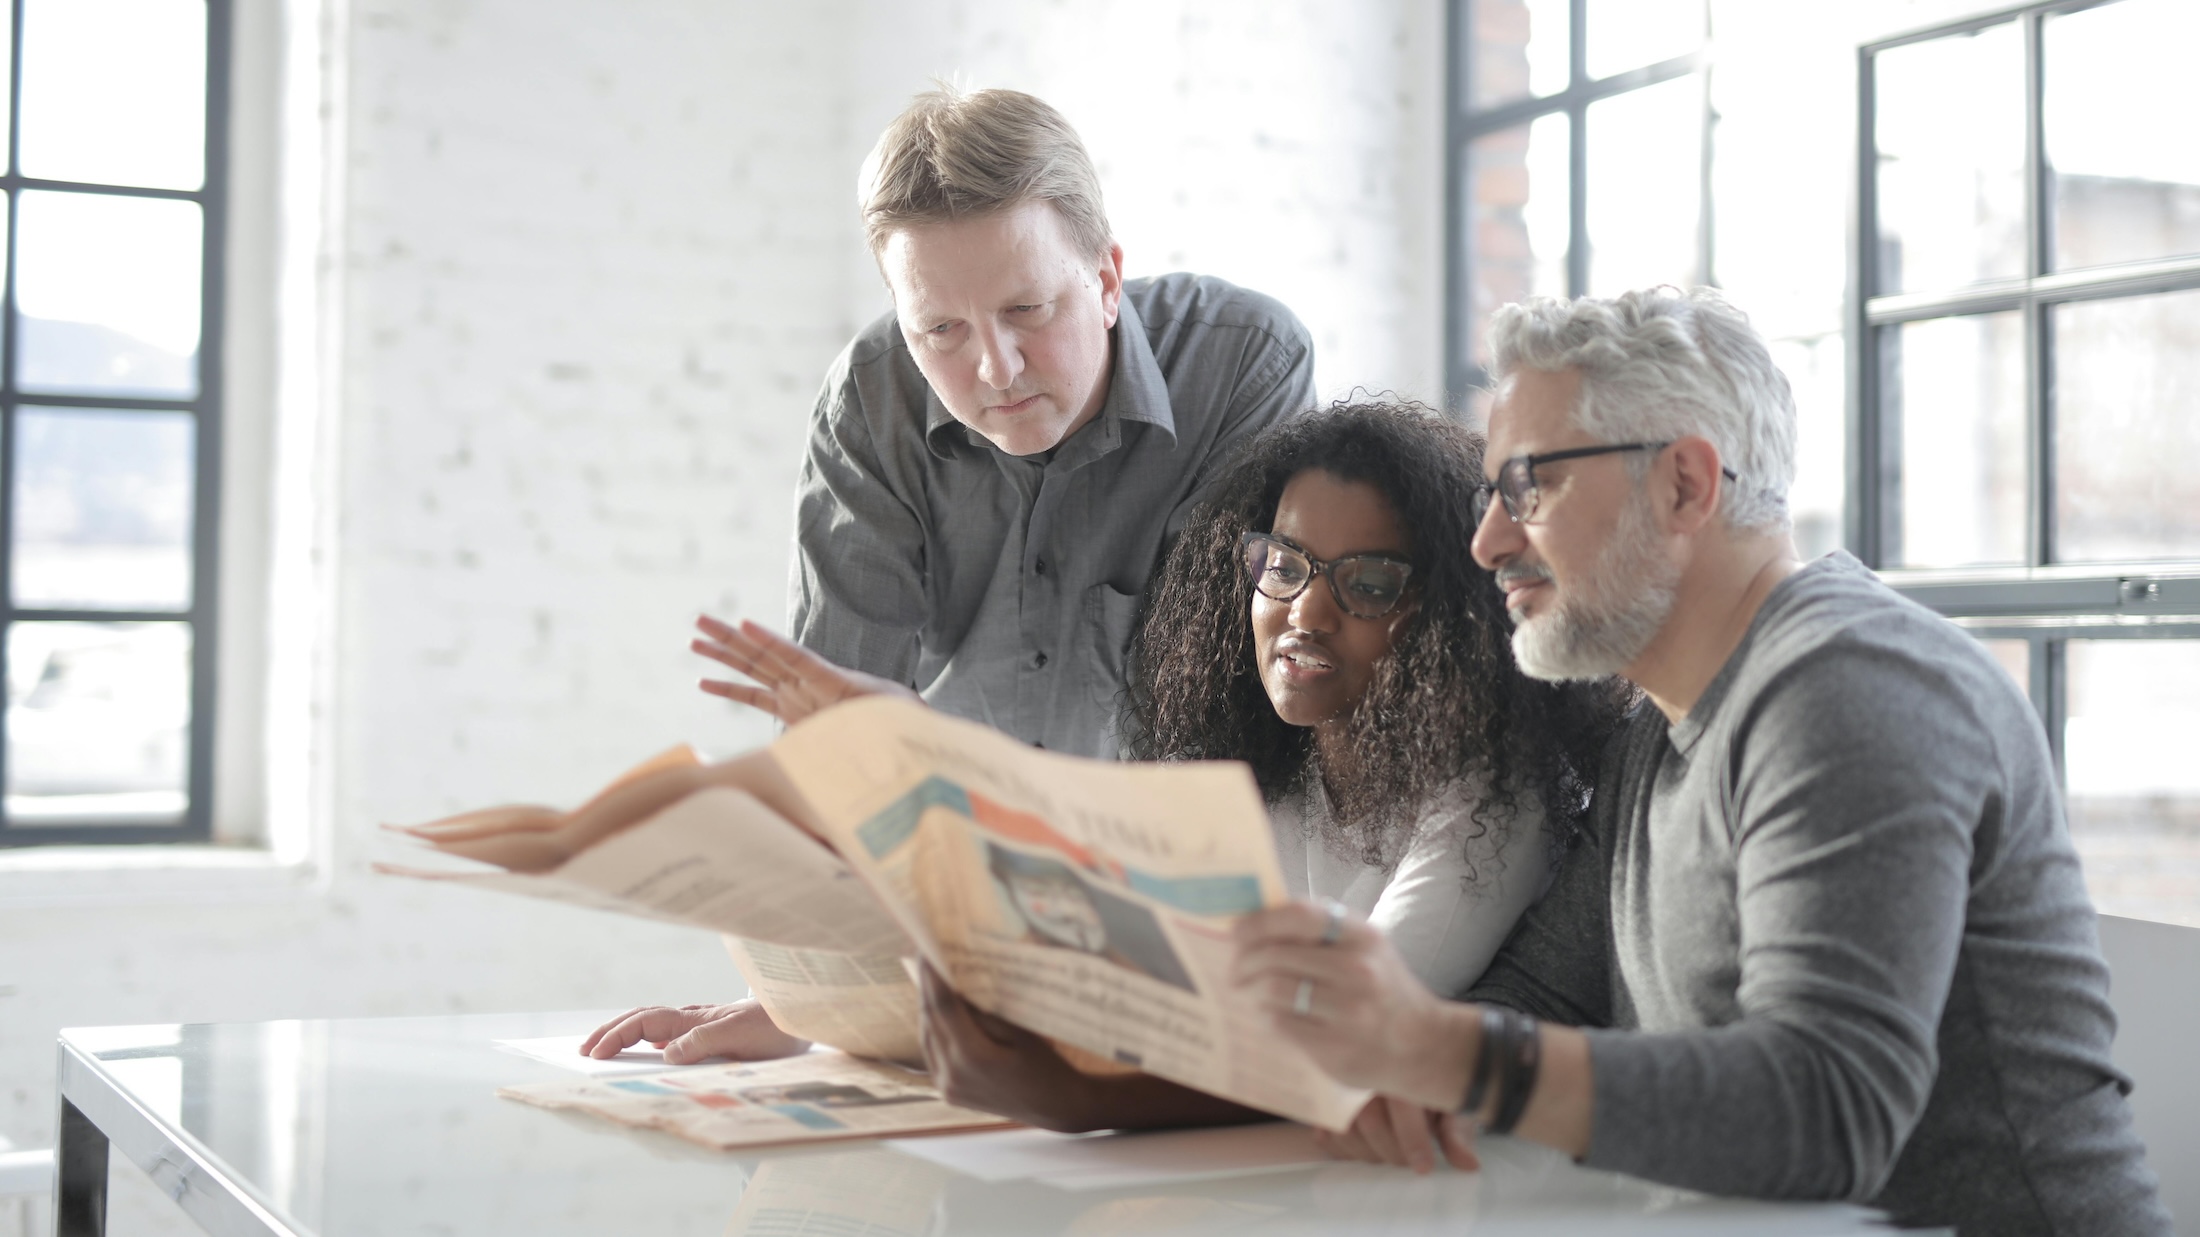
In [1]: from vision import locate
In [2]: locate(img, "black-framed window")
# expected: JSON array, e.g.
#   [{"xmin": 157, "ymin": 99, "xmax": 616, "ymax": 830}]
[
  {"xmin": 1859, "ymin": 0, "xmax": 2200, "ymax": 923},
  {"xmin": 0, "ymin": 0, "xmax": 230, "ymax": 846},
  {"xmin": 1445, "ymin": 0, "xmax": 1711, "ymax": 402}
]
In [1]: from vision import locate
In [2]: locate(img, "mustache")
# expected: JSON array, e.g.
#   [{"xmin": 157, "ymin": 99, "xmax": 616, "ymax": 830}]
[{"xmin": 1495, "ymin": 562, "xmax": 1554, "ymax": 589}]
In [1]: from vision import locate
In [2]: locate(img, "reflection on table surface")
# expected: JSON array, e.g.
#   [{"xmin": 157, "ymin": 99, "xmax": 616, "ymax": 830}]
[{"xmin": 63, "ymin": 1012, "xmax": 1884, "ymax": 1236}]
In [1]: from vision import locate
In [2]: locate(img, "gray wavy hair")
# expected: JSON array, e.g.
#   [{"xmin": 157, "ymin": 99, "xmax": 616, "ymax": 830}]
[{"xmin": 1486, "ymin": 286, "xmax": 1796, "ymax": 532}]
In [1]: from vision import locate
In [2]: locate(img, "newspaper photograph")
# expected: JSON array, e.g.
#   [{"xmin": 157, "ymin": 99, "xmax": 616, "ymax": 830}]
[
  {"xmin": 497, "ymin": 1051, "xmax": 1013, "ymax": 1150},
  {"xmin": 770, "ymin": 699, "xmax": 1370, "ymax": 1131}
]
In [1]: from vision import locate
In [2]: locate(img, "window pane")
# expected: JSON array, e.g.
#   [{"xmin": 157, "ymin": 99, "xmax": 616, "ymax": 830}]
[
  {"xmin": 0, "ymin": 6, "xmax": 12, "ymax": 173},
  {"xmin": 0, "ymin": 193, "xmax": 9, "ymax": 383},
  {"xmin": 1470, "ymin": 0, "xmax": 1570, "ymax": 109},
  {"xmin": 15, "ymin": 190, "xmax": 201, "ymax": 398},
  {"xmin": 1465, "ymin": 113, "xmax": 1570, "ymax": 370},
  {"xmin": 1886, "ymin": 313, "xmax": 2026, "ymax": 568},
  {"xmin": 6, "ymin": 620, "xmax": 190, "ymax": 825},
  {"xmin": 1585, "ymin": 0, "xmax": 1703, "ymax": 80},
  {"xmin": 2053, "ymin": 288, "xmax": 2200, "ymax": 564},
  {"xmin": 1873, "ymin": 22, "xmax": 2026, "ymax": 294},
  {"xmin": 1768, "ymin": 335, "xmax": 1845, "ymax": 561},
  {"xmin": 2046, "ymin": 0, "xmax": 2200, "ymax": 271},
  {"xmin": 2064, "ymin": 639, "xmax": 2200, "ymax": 927},
  {"xmin": 1585, "ymin": 74, "xmax": 1704, "ymax": 296},
  {"xmin": 17, "ymin": 0, "xmax": 207, "ymax": 191},
  {"xmin": 1977, "ymin": 637, "xmax": 2028, "ymax": 692},
  {"xmin": 13, "ymin": 407, "xmax": 195, "ymax": 610}
]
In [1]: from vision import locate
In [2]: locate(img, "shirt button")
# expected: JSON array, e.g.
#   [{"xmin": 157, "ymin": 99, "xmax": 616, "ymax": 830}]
[
  {"xmin": 1034, "ymin": 559, "xmax": 1048, "ymax": 576},
  {"xmin": 1034, "ymin": 652, "xmax": 1049, "ymax": 669}
]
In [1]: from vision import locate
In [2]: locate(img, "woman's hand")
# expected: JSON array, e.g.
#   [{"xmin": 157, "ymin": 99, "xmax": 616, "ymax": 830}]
[
  {"xmin": 692, "ymin": 616, "xmax": 919, "ymax": 725},
  {"xmin": 916, "ymin": 965, "xmax": 1106, "ymax": 1131},
  {"xmin": 1316, "ymin": 1096, "xmax": 1479, "ymax": 1174},
  {"xmin": 1231, "ymin": 901, "xmax": 1480, "ymax": 1113},
  {"xmin": 579, "ymin": 1000, "xmax": 811, "ymax": 1064}
]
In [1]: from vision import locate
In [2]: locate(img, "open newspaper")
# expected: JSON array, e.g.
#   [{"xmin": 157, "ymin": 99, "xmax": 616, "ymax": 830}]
[
  {"xmin": 382, "ymin": 697, "xmax": 1370, "ymax": 1130},
  {"xmin": 498, "ymin": 1051, "xmax": 1012, "ymax": 1150}
]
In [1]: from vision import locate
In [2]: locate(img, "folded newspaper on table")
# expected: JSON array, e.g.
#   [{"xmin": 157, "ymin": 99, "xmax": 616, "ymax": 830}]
[
  {"xmin": 380, "ymin": 697, "xmax": 1371, "ymax": 1131},
  {"xmin": 498, "ymin": 1051, "xmax": 1012, "ymax": 1150}
]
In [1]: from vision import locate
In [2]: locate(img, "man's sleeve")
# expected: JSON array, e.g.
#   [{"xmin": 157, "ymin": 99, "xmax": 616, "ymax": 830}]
[
  {"xmin": 1579, "ymin": 646, "xmax": 1983, "ymax": 1202},
  {"xmin": 786, "ymin": 372, "xmax": 926, "ymax": 687}
]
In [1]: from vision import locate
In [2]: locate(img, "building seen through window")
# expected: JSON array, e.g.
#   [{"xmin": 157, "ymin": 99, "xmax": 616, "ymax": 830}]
[
  {"xmin": 1448, "ymin": 0, "xmax": 1854, "ymax": 561},
  {"xmin": 1861, "ymin": 0, "xmax": 2200, "ymax": 926},
  {"xmin": 1452, "ymin": 0, "xmax": 1710, "ymax": 389},
  {"xmin": 1, "ymin": 0, "xmax": 227, "ymax": 845}
]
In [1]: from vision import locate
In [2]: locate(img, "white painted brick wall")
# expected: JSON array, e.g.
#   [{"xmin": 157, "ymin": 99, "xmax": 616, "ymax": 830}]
[{"xmin": 838, "ymin": 0, "xmax": 1448, "ymax": 407}]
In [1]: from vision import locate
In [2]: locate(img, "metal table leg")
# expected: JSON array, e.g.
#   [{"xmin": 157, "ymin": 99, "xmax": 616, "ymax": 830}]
[{"xmin": 54, "ymin": 1098, "xmax": 107, "ymax": 1237}]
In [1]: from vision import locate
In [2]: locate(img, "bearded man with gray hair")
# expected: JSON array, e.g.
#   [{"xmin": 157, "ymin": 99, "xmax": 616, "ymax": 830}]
[{"xmin": 1230, "ymin": 287, "xmax": 2169, "ymax": 1234}]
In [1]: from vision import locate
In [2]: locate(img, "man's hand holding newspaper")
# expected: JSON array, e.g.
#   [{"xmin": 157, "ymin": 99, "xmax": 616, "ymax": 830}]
[{"xmin": 380, "ymin": 697, "xmax": 1372, "ymax": 1131}]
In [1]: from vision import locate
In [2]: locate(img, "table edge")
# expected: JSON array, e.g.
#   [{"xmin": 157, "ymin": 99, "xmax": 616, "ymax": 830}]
[{"xmin": 58, "ymin": 1037, "xmax": 310, "ymax": 1237}]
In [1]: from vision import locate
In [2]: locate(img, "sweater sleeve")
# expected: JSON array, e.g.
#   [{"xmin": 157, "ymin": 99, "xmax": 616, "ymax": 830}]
[{"xmin": 1580, "ymin": 639, "xmax": 1984, "ymax": 1201}]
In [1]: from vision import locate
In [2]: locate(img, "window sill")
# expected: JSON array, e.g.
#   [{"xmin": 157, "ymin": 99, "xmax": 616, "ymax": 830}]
[{"xmin": 0, "ymin": 845, "xmax": 324, "ymax": 907}]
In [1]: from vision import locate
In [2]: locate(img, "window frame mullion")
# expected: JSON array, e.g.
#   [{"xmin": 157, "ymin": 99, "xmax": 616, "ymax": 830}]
[{"xmin": 0, "ymin": 0, "xmax": 229, "ymax": 848}]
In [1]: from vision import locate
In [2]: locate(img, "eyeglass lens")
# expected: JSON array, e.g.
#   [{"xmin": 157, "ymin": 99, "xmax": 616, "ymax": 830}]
[
  {"xmin": 1241, "ymin": 537, "xmax": 1410, "ymax": 619},
  {"xmin": 1472, "ymin": 460, "xmax": 1538, "ymax": 524}
]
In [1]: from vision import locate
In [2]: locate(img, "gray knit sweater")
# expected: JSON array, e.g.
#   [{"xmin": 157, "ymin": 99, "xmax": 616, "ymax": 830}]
[{"xmin": 1468, "ymin": 553, "xmax": 2171, "ymax": 1235}]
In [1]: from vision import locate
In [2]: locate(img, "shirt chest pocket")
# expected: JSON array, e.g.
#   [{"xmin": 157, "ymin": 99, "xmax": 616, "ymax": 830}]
[{"xmin": 1080, "ymin": 583, "xmax": 1143, "ymax": 739}]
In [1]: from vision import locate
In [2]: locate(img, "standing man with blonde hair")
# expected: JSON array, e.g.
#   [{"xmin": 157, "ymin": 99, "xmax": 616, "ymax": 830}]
[
  {"xmin": 610, "ymin": 88, "xmax": 1310, "ymax": 1064},
  {"xmin": 701, "ymin": 86, "xmax": 1313, "ymax": 758}
]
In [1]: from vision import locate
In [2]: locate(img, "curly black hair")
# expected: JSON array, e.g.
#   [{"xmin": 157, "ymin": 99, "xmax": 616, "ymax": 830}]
[{"xmin": 1122, "ymin": 400, "xmax": 1629, "ymax": 869}]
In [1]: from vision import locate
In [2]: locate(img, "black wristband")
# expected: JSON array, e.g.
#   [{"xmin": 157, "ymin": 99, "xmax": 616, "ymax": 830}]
[
  {"xmin": 1473, "ymin": 1008, "xmax": 1520, "ymax": 1126},
  {"xmin": 1460, "ymin": 1005, "xmax": 1501, "ymax": 1116},
  {"xmin": 1488, "ymin": 1013, "xmax": 1542, "ymax": 1136}
]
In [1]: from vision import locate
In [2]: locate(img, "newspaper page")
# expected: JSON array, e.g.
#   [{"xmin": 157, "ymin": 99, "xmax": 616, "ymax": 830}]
[
  {"xmin": 721, "ymin": 937, "xmax": 922, "ymax": 1062},
  {"xmin": 498, "ymin": 1052, "xmax": 1013, "ymax": 1150},
  {"xmin": 384, "ymin": 754, "xmax": 925, "ymax": 1060},
  {"xmin": 770, "ymin": 697, "xmax": 1371, "ymax": 1132},
  {"xmin": 382, "ymin": 786, "xmax": 912, "ymax": 957}
]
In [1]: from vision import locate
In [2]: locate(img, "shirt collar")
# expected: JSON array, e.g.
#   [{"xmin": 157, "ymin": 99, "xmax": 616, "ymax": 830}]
[{"xmin": 922, "ymin": 292, "xmax": 1178, "ymax": 462}]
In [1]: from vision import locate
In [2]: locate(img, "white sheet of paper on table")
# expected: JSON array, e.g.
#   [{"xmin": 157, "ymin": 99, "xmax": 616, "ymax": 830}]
[
  {"xmin": 882, "ymin": 1122, "xmax": 1329, "ymax": 1191},
  {"xmin": 492, "ymin": 1034, "xmax": 719, "ymax": 1077}
]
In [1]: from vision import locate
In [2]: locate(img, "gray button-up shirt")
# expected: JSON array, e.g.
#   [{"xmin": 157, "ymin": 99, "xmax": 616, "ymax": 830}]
[{"xmin": 788, "ymin": 272, "xmax": 1314, "ymax": 757}]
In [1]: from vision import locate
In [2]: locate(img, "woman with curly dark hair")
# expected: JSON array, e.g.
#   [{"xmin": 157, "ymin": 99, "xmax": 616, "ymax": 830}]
[
  {"xmin": 592, "ymin": 402, "xmax": 1624, "ymax": 1166},
  {"xmin": 1120, "ymin": 400, "xmax": 1622, "ymax": 999},
  {"xmin": 905, "ymin": 401, "xmax": 1626, "ymax": 1167}
]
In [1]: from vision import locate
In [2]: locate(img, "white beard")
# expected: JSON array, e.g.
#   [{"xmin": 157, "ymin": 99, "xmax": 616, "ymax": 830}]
[{"xmin": 1510, "ymin": 491, "xmax": 1680, "ymax": 682}]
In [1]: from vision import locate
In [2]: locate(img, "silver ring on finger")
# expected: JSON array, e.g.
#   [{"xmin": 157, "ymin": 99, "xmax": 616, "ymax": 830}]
[
  {"xmin": 1292, "ymin": 977, "xmax": 1316, "ymax": 1018},
  {"xmin": 1319, "ymin": 898, "xmax": 1347, "ymax": 947}
]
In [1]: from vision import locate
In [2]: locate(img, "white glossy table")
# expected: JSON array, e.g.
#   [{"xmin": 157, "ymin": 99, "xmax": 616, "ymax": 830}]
[{"xmin": 54, "ymin": 1011, "xmax": 1897, "ymax": 1236}]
